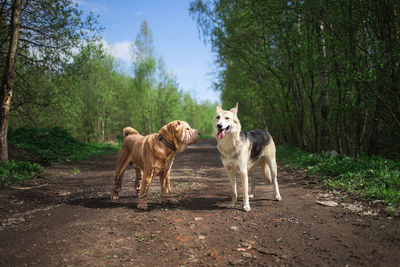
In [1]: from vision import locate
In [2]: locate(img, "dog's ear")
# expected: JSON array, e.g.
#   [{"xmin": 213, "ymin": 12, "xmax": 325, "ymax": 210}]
[
  {"xmin": 216, "ymin": 104, "xmax": 221, "ymax": 111},
  {"xmin": 230, "ymin": 103, "xmax": 238, "ymax": 114}
]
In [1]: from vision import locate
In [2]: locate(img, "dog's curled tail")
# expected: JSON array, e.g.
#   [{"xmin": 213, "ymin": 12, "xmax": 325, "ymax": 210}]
[{"xmin": 123, "ymin": 127, "xmax": 139, "ymax": 138}]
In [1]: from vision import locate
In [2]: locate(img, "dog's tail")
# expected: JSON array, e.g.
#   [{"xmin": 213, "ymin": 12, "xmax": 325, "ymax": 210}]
[{"xmin": 123, "ymin": 127, "xmax": 139, "ymax": 138}]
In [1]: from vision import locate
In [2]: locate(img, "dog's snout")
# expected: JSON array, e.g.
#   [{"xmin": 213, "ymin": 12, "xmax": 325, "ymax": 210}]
[{"xmin": 217, "ymin": 124, "xmax": 222, "ymax": 129}]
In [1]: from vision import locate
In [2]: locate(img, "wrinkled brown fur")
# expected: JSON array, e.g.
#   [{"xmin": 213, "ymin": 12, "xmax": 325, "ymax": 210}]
[{"xmin": 112, "ymin": 120, "xmax": 199, "ymax": 210}]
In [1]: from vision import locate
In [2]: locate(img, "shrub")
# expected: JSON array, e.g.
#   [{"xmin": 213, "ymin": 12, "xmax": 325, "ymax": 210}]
[
  {"xmin": 0, "ymin": 161, "xmax": 43, "ymax": 186},
  {"xmin": 8, "ymin": 126, "xmax": 118, "ymax": 163},
  {"xmin": 277, "ymin": 146, "xmax": 400, "ymax": 207}
]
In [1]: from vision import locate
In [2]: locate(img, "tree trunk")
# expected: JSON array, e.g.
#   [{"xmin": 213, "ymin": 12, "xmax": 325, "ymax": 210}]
[
  {"xmin": 316, "ymin": 18, "xmax": 330, "ymax": 152},
  {"xmin": 0, "ymin": 0, "xmax": 22, "ymax": 162}
]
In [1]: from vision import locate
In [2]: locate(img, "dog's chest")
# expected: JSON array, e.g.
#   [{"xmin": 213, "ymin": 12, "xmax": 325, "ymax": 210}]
[{"xmin": 217, "ymin": 139, "xmax": 249, "ymax": 165}]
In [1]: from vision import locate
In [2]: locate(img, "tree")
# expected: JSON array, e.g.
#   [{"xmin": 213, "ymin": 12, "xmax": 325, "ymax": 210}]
[
  {"xmin": 0, "ymin": 0, "xmax": 21, "ymax": 162},
  {"xmin": 0, "ymin": 0, "xmax": 100, "ymax": 161},
  {"xmin": 190, "ymin": 0, "xmax": 400, "ymax": 158},
  {"xmin": 132, "ymin": 20, "xmax": 157, "ymax": 134}
]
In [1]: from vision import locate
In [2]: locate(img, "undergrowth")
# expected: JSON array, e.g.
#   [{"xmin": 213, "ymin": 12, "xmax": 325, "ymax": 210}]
[
  {"xmin": 1, "ymin": 126, "xmax": 119, "ymax": 186},
  {"xmin": 8, "ymin": 126, "xmax": 118, "ymax": 163},
  {"xmin": 277, "ymin": 146, "xmax": 400, "ymax": 209},
  {"xmin": 0, "ymin": 161, "xmax": 43, "ymax": 186}
]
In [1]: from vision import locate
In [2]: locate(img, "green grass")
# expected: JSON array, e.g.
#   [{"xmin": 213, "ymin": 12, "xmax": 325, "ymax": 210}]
[
  {"xmin": 0, "ymin": 160, "xmax": 43, "ymax": 186},
  {"xmin": 8, "ymin": 126, "xmax": 118, "ymax": 163},
  {"xmin": 0, "ymin": 126, "xmax": 119, "ymax": 186},
  {"xmin": 277, "ymin": 146, "xmax": 400, "ymax": 208}
]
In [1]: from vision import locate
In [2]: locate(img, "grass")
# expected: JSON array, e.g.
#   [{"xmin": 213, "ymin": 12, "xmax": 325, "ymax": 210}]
[
  {"xmin": 277, "ymin": 146, "xmax": 400, "ymax": 209},
  {"xmin": 0, "ymin": 160, "xmax": 43, "ymax": 186},
  {"xmin": 8, "ymin": 126, "xmax": 118, "ymax": 163},
  {"xmin": 0, "ymin": 126, "xmax": 119, "ymax": 186}
]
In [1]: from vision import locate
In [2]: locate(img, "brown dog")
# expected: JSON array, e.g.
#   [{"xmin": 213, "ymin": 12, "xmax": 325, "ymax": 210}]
[{"xmin": 111, "ymin": 120, "xmax": 200, "ymax": 210}]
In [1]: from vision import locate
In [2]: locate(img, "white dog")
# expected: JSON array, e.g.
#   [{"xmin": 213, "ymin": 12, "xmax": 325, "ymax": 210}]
[{"xmin": 214, "ymin": 103, "xmax": 282, "ymax": 211}]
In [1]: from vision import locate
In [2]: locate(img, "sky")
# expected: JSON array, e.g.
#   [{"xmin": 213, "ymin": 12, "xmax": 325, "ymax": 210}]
[{"xmin": 76, "ymin": 0, "xmax": 220, "ymax": 103}]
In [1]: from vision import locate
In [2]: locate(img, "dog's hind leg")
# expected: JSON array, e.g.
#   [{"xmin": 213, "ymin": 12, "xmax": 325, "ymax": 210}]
[
  {"xmin": 266, "ymin": 157, "xmax": 282, "ymax": 201},
  {"xmin": 134, "ymin": 167, "xmax": 142, "ymax": 196},
  {"xmin": 226, "ymin": 169, "xmax": 237, "ymax": 209},
  {"xmin": 112, "ymin": 157, "xmax": 131, "ymax": 200},
  {"xmin": 261, "ymin": 159, "xmax": 272, "ymax": 185},
  {"xmin": 249, "ymin": 166, "xmax": 256, "ymax": 199}
]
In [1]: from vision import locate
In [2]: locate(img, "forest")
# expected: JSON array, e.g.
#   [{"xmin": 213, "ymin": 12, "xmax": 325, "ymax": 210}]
[
  {"xmin": 190, "ymin": 0, "xmax": 400, "ymax": 159},
  {"xmin": 1, "ymin": 0, "xmax": 400, "ymax": 161},
  {"xmin": 0, "ymin": 0, "xmax": 215, "ymax": 163}
]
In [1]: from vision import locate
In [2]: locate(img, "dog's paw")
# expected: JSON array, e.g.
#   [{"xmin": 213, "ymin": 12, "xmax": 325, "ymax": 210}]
[
  {"xmin": 249, "ymin": 194, "xmax": 254, "ymax": 199},
  {"xmin": 111, "ymin": 195, "xmax": 119, "ymax": 200},
  {"xmin": 243, "ymin": 205, "xmax": 251, "ymax": 212},
  {"xmin": 274, "ymin": 195, "xmax": 282, "ymax": 201},
  {"xmin": 137, "ymin": 202, "xmax": 148, "ymax": 210}
]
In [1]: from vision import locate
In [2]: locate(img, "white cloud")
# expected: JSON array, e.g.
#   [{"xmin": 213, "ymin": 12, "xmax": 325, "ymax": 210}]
[
  {"xmin": 136, "ymin": 10, "xmax": 144, "ymax": 16},
  {"xmin": 102, "ymin": 40, "xmax": 134, "ymax": 62}
]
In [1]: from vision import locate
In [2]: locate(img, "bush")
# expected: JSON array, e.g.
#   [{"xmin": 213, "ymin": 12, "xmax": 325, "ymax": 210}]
[
  {"xmin": 8, "ymin": 126, "xmax": 118, "ymax": 163},
  {"xmin": 277, "ymin": 146, "xmax": 400, "ymax": 207},
  {"xmin": 0, "ymin": 161, "xmax": 43, "ymax": 186}
]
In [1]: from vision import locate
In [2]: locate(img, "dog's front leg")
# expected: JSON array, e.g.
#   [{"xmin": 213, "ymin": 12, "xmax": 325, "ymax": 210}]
[
  {"xmin": 159, "ymin": 169, "xmax": 178, "ymax": 205},
  {"xmin": 239, "ymin": 170, "xmax": 251, "ymax": 212},
  {"xmin": 226, "ymin": 169, "xmax": 237, "ymax": 209},
  {"xmin": 137, "ymin": 169, "xmax": 154, "ymax": 210}
]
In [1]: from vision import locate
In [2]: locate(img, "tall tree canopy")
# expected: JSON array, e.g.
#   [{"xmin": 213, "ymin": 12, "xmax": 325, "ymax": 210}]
[
  {"xmin": 190, "ymin": 0, "xmax": 400, "ymax": 158},
  {"xmin": 0, "ymin": 0, "xmax": 100, "ymax": 161},
  {"xmin": 6, "ymin": 18, "xmax": 216, "ymax": 144}
]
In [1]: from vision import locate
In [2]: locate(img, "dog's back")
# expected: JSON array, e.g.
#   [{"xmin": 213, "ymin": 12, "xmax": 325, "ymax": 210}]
[{"xmin": 240, "ymin": 129, "xmax": 272, "ymax": 162}]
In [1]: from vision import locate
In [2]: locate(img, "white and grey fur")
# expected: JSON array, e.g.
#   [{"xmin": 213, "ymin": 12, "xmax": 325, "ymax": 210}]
[{"xmin": 214, "ymin": 103, "xmax": 282, "ymax": 212}]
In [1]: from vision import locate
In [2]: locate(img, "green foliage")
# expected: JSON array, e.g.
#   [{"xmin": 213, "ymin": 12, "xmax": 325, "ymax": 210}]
[
  {"xmin": 277, "ymin": 146, "xmax": 400, "ymax": 207},
  {"xmin": 190, "ymin": 0, "xmax": 400, "ymax": 159},
  {"xmin": 9, "ymin": 20, "xmax": 215, "ymax": 142},
  {"xmin": 0, "ymin": 161, "xmax": 43, "ymax": 187},
  {"xmin": 8, "ymin": 127, "xmax": 118, "ymax": 164}
]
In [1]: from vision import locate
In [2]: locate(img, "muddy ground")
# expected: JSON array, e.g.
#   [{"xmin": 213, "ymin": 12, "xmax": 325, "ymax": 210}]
[{"xmin": 0, "ymin": 138, "xmax": 399, "ymax": 266}]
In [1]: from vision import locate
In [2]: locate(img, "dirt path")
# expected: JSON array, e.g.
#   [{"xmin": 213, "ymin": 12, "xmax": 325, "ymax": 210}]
[{"xmin": 0, "ymin": 138, "xmax": 399, "ymax": 266}]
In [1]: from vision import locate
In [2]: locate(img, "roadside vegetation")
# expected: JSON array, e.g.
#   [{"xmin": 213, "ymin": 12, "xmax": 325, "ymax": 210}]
[
  {"xmin": 0, "ymin": 160, "xmax": 43, "ymax": 187},
  {"xmin": 8, "ymin": 127, "xmax": 118, "ymax": 163},
  {"xmin": 277, "ymin": 146, "xmax": 400, "ymax": 211},
  {"xmin": 0, "ymin": 127, "xmax": 118, "ymax": 187}
]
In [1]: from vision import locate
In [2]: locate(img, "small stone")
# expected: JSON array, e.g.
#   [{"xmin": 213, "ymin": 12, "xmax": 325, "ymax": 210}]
[
  {"xmin": 229, "ymin": 259, "xmax": 244, "ymax": 265},
  {"xmin": 242, "ymin": 252, "xmax": 254, "ymax": 258},
  {"xmin": 239, "ymin": 242, "xmax": 249, "ymax": 247},
  {"xmin": 230, "ymin": 226, "xmax": 238, "ymax": 231},
  {"xmin": 316, "ymin": 200, "xmax": 338, "ymax": 207}
]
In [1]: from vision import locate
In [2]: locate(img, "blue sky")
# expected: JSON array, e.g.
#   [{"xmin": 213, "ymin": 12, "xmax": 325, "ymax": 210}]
[{"xmin": 76, "ymin": 0, "xmax": 220, "ymax": 103}]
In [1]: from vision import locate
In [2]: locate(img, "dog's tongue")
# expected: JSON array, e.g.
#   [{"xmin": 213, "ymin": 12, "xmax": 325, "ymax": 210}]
[{"xmin": 217, "ymin": 129, "xmax": 226, "ymax": 139}]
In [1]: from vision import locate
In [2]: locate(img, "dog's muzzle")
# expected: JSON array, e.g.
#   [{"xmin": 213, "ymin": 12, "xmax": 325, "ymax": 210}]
[
  {"xmin": 217, "ymin": 125, "xmax": 229, "ymax": 139},
  {"xmin": 189, "ymin": 130, "xmax": 200, "ymax": 144}
]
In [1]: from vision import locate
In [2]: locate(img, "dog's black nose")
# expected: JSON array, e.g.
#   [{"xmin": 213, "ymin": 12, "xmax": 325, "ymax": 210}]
[
  {"xmin": 217, "ymin": 124, "xmax": 222, "ymax": 129},
  {"xmin": 196, "ymin": 130, "xmax": 200, "ymax": 135}
]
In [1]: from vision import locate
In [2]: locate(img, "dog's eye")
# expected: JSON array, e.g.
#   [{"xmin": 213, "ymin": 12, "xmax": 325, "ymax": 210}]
[
  {"xmin": 225, "ymin": 117, "xmax": 230, "ymax": 120},
  {"xmin": 216, "ymin": 116, "xmax": 220, "ymax": 119},
  {"xmin": 186, "ymin": 128, "xmax": 189, "ymax": 130}
]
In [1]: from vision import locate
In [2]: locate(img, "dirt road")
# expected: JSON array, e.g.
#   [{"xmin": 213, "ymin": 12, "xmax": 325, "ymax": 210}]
[{"xmin": 0, "ymin": 138, "xmax": 399, "ymax": 266}]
